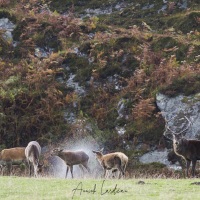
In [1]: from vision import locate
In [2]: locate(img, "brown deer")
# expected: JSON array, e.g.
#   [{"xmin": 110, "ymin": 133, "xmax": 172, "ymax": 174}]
[
  {"xmin": 25, "ymin": 141, "xmax": 43, "ymax": 177},
  {"xmin": 51, "ymin": 148, "xmax": 90, "ymax": 178},
  {"xmin": 92, "ymin": 148, "xmax": 128, "ymax": 179},
  {"xmin": 164, "ymin": 116, "xmax": 200, "ymax": 177},
  {"xmin": 0, "ymin": 147, "xmax": 26, "ymax": 175}
]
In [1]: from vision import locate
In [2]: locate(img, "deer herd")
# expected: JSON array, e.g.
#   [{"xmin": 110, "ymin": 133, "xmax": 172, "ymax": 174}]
[
  {"xmin": 0, "ymin": 142, "xmax": 129, "ymax": 179},
  {"xmin": 0, "ymin": 116, "xmax": 199, "ymax": 178}
]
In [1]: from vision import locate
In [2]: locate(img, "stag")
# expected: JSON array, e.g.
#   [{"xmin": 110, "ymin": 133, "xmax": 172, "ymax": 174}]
[
  {"xmin": 25, "ymin": 141, "xmax": 43, "ymax": 177},
  {"xmin": 92, "ymin": 148, "xmax": 128, "ymax": 179},
  {"xmin": 164, "ymin": 116, "xmax": 200, "ymax": 177},
  {"xmin": 51, "ymin": 148, "xmax": 90, "ymax": 178}
]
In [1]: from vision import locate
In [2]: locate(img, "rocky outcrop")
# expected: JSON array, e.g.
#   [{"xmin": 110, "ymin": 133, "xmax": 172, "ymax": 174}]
[
  {"xmin": 157, "ymin": 93, "xmax": 200, "ymax": 139},
  {"xmin": 0, "ymin": 18, "xmax": 15, "ymax": 42},
  {"xmin": 139, "ymin": 149, "xmax": 170, "ymax": 165},
  {"xmin": 139, "ymin": 92, "xmax": 200, "ymax": 167}
]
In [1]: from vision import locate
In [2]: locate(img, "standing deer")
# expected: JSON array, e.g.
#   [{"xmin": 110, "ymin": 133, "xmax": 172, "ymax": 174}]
[
  {"xmin": 0, "ymin": 147, "xmax": 26, "ymax": 175},
  {"xmin": 92, "ymin": 148, "xmax": 128, "ymax": 179},
  {"xmin": 164, "ymin": 116, "xmax": 200, "ymax": 177},
  {"xmin": 51, "ymin": 148, "xmax": 90, "ymax": 178},
  {"xmin": 25, "ymin": 141, "xmax": 42, "ymax": 177}
]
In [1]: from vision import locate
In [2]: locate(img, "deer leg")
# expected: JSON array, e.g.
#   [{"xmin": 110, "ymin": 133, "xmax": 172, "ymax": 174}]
[
  {"xmin": 1, "ymin": 165, "xmax": 6, "ymax": 176},
  {"xmin": 70, "ymin": 165, "xmax": 74, "ymax": 179},
  {"xmin": 34, "ymin": 167, "xmax": 37, "ymax": 177},
  {"xmin": 186, "ymin": 160, "xmax": 191, "ymax": 177},
  {"xmin": 117, "ymin": 166, "xmax": 122, "ymax": 179},
  {"xmin": 111, "ymin": 169, "xmax": 118, "ymax": 179},
  {"xmin": 82, "ymin": 162, "xmax": 91, "ymax": 173},
  {"xmin": 114, "ymin": 156, "xmax": 123, "ymax": 179},
  {"xmin": 29, "ymin": 164, "xmax": 32, "ymax": 177},
  {"xmin": 105, "ymin": 169, "xmax": 110, "ymax": 178},
  {"xmin": 108, "ymin": 169, "xmax": 115, "ymax": 178},
  {"xmin": 117, "ymin": 166, "xmax": 124, "ymax": 179},
  {"xmin": 0, "ymin": 165, "xmax": 3, "ymax": 175},
  {"xmin": 10, "ymin": 162, "xmax": 13, "ymax": 176},
  {"xmin": 123, "ymin": 163, "xmax": 128, "ymax": 178},
  {"xmin": 33, "ymin": 164, "xmax": 38, "ymax": 178},
  {"xmin": 7, "ymin": 162, "xmax": 12, "ymax": 176},
  {"xmin": 105, "ymin": 169, "xmax": 111, "ymax": 179},
  {"xmin": 24, "ymin": 160, "xmax": 29, "ymax": 176},
  {"xmin": 191, "ymin": 159, "xmax": 197, "ymax": 177},
  {"xmin": 26, "ymin": 160, "xmax": 32, "ymax": 177},
  {"xmin": 103, "ymin": 168, "xmax": 107, "ymax": 178},
  {"xmin": 65, "ymin": 165, "xmax": 69, "ymax": 178},
  {"xmin": 79, "ymin": 165, "xmax": 84, "ymax": 178}
]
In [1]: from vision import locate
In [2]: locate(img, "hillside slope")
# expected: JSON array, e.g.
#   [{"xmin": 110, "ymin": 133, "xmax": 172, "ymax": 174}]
[{"xmin": 0, "ymin": 1, "xmax": 199, "ymax": 170}]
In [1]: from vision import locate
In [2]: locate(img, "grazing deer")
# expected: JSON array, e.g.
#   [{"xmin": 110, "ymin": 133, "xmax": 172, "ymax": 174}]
[
  {"xmin": 0, "ymin": 147, "xmax": 26, "ymax": 175},
  {"xmin": 51, "ymin": 148, "xmax": 90, "ymax": 178},
  {"xmin": 92, "ymin": 148, "xmax": 128, "ymax": 179},
  {"xmin": 25, "ymin": 141, "xmax": 42, "ymax": 177},
  {"xmin": 164, "ymin": 116, "xmax": 200, "ymax": 177}
]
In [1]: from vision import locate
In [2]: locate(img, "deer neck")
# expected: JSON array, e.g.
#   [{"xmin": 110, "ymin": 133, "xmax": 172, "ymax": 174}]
[
  {"xmin": 174, "ymin": 139, "xmax": 188, "ymax": 156},
  {"xmin": 58, "ymin": 152, "xmax": 66, "ymax": 160}
]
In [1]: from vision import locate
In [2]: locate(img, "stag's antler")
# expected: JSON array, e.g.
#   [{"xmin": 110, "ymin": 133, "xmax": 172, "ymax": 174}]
[
  {"xmin": 176, "ymin": 116, "xmax": 192, "ymax": 135},
  {"xmin": 164, "ymin": 116, "xmax": 192, "ymax": 136},
  {"xmin": 163, "ymin": 116, "xmax": 175, "ymax": 141}
]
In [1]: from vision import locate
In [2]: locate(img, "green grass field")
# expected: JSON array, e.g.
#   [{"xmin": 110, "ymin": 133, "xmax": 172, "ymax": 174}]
[{"xmin": 1, "ymin": 177, "xmax": 200, "ymax": 200}]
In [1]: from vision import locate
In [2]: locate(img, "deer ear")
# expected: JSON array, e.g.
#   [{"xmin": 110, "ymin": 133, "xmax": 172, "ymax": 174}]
[
  {"xmin": 92, "ymin": 150, "xmax": 97, "ymax": 154},
  {"xmin": 100, "ymin": 148, "xmax": 104, "ymax": 152}
]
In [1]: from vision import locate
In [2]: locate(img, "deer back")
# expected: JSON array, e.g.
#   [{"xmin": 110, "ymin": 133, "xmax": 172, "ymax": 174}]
[
  {"xmin": 60, "ymin": 151, "xmax": 89, "ymax": 165},
  {"xmin": 0, "ymin": 147, "xmax": 26, "ymax": 162},
  {"xmin": 186, "ymin": 140, "xmax": 200, "ymax": 160},
  {"xmin": 25, "ymin": 141, "xmax": 41, "ymax": 163},
  {"xmin": 115, "ymin": 152, "xmax": 128, "ymax": 165}
]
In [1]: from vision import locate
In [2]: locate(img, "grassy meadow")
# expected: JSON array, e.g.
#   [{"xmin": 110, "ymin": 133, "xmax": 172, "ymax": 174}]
[{"xmin": 1, "ymin": 176, "xmax": 200, "ymax": 200}]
